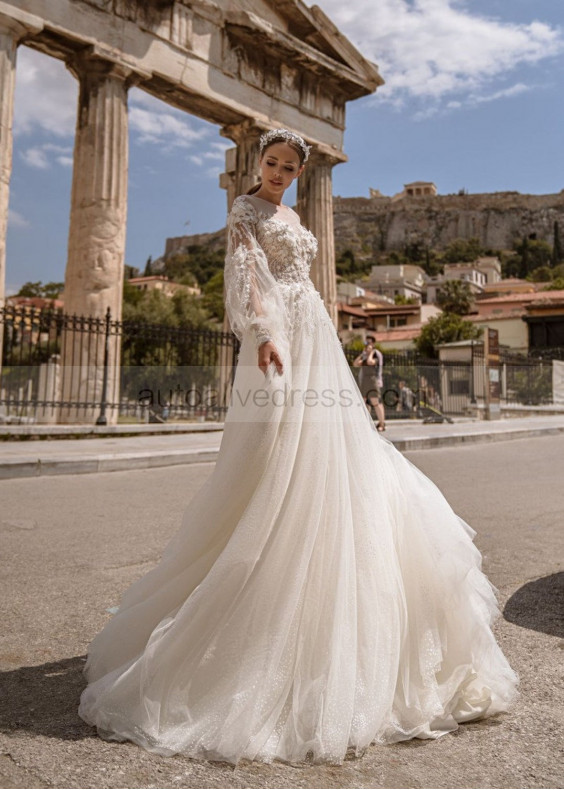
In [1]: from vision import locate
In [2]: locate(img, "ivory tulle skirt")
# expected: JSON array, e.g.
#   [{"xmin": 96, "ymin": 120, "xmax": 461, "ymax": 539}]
[{"xmin": 78, "ymin": 283, "xmax": 519, "ymax": 765}]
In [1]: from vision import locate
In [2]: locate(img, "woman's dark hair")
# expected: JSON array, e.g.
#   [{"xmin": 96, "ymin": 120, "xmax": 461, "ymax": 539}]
[{"xmin": 246, "ymin": 133, "xmax": 306, "ymax": 195}]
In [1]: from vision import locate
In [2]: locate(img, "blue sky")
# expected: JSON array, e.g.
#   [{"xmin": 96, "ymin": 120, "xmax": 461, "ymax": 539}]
[{"xmin": 6, "ymin": 0, "xmax": 564, "ymax": 294}]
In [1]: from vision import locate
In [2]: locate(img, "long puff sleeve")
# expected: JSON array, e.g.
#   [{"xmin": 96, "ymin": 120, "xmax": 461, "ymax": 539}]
[{"xmin": 224, "ymin": 196, "xmax": 289, "ymax": 353}]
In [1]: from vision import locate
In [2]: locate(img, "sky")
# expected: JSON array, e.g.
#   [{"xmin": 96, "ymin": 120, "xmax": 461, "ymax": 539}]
[{"xmin": 5, "ymin": 0, "xmax": 564, "ymax": 295}]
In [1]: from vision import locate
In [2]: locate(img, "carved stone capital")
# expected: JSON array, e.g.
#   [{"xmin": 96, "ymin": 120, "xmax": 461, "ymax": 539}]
[
  {"xmin": 305, "ymin": 149, "xmax": 342, "ymax": 170},
  {"xmin": 220, "ymin": 120, "xmax": 264, "ymax": 148},
  {"xmin": 65, "ymin": 47, "xmax": 144, "ymax": 90}
]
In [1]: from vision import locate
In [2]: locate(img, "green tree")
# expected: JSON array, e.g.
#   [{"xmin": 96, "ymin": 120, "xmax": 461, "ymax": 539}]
[
  {"xmin": 122, "ymin": 287, "xmax": 211, "ymax": 330},
  {"xmin": 422, "ymin": 247, "xmax": 443, "ymax": 277},
  {"xmin": 542, "ymin": 277, "xmax": 564, "ymax": 291},
  {"xmin": 16, "ymin": 281, "xmax": 64, "ymax": 299},
  {"xmin": 336, "ymin": 249, "xmax": 357, "ymax": 279},
  {"xmin": 394, "ymin": 294, "xmax": 418, "ymax": 305},
  {"xmin": 442, "ymin": 237, "xmax": 484, "ymax": 264},
  {"xmin": 552, "ymin": 221, "xmax": 563, "ymax": 266},
  {"xmin": 162, "ymin": 245, "xmax": 226, "ymax": 287},
  {"xmin": 501, "ymin": 252, "xmax": 521, "ymax": 279},
  {"xmin": 201, "ymin": 270, "xmax": 225, "ymax": 322},
  {"xmin": 436, "ymin": 279, "xmax": 473, "ymax": 315},
  {"xmin": 414, "ymin": 313, "xmax": 482, "ymax": 359},
  {"xmin": 143, "ymin": 256, "xmax": 153, "ymax": 276},
  {"xmin": 124, "ymin": 264, "xmax": 140, "ymax": 280},
  {"xmin": 527, "ymin": 266, "xmax": 553, "ymax": 282},
  {"xmin": 514, "ymin": 237, "xmax": 552, "ymax": 278},
  {"xmin": 123, "ymin": 278, "xmax": 144, "ymax": 307}
]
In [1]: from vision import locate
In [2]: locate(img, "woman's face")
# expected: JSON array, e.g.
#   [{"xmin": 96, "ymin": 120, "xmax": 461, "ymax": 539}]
[{"xmin": 258, "ymin": 142, "xmax": 304, "ymax": 198}]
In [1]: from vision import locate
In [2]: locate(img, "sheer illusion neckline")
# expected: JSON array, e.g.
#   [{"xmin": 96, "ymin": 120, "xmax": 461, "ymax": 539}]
[
  {"xmin": 244, "ymin": 195, "xmax": 303, "ymax": 230},
  {"xmin": 242, "ymin": 196, "xmax": 314, "ymax": 240},
  {"xmin": 247, "ymin": 194, "xmax": 287, "ymax": 209},
  {"xmin": 258, "ymin": 212, "xmax": 317, "ymax": 242}
]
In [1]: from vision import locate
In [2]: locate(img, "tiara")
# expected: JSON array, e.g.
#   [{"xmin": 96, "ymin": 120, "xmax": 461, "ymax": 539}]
[{"xmin": 259, "ymin": 128, "xmax": 311, "ymax": 162}]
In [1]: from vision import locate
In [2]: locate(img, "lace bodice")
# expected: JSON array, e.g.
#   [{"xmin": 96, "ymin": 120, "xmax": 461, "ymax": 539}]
[
  {"xmin": 254, "ymin": 210, "xmax": 318, "ymax": 285},
  {"xmin": 224, "ymin": 194, "xmax": 335, "ymax": 349}
]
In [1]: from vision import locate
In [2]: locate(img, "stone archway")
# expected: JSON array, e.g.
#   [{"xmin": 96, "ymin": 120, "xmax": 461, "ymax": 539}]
[{"xmin": 0, "ymin": 0, "xmax": 383, "ymax": 423}]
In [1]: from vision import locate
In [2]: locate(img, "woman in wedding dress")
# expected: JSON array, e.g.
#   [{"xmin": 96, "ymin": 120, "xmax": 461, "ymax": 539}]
[{"xmin": 78, "ymin": 128, "xmax": 519, "ymax": 766}]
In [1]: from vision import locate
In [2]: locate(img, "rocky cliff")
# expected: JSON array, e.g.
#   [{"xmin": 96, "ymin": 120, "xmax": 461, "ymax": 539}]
[
  {"xmin": 333, "ymin": 190, "xmax": 564, "ymax": 259},
  {"xmin": 164, "ymin": 189, "xmax": 564, "ymax": 262}
]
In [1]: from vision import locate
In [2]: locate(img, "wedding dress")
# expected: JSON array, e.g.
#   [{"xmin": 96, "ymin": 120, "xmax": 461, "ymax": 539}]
[{"xmin": 78, "ymin": 193, "xmax": 519, "ymax": 766}]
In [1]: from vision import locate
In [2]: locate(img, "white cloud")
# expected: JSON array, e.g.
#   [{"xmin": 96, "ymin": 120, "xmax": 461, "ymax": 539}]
[
  {"xmin": 13, "ymin": 51, "xmax": 210, "ymax": 154},
  {"xmin": 189, "ymin": 141, "xmax": 231, "ymax": 173},
  {"xmin": 14, "ymin": 47, "xmax": 77, "ymax": 137},
  {"xmin": 202, "ymin": 141, "xmax": 232, "ymax": 160},
  {"xmin": 7, "ymin": 209, "xmax": 30, "ymax": 229},
  {"xmin": 19, "ymin": 142, "xmax": 74, "ymax": 169},
  {"xmin": 469, "ymin": 82, "xmax": 531, "ymax": 105},
  {"xmin": 43, "ymin": 143, "xmax": 73, "ymax": 155},
  {"xmin": 315, "ymin": 0, "xmax": 564, "ymax": 110},
  {"xmin": 129, "ymin": 88, "xmax": 209, "ymax": 150},
  {"xmin": 129, "ymin": 105, "xmax": 205, "ymax": 148},
  {"xmin": 20, "ymin": 147, "xmax": 50, "ymax": 169},
  {"xmin": 206, "ymin": 165, "xmax": 223, "ymax": 179}
]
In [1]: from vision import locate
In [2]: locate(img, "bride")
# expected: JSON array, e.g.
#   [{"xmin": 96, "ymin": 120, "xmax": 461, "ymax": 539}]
[{"xmin": 78, "ymin": 128, "xmax": 519, "ymax": 766}]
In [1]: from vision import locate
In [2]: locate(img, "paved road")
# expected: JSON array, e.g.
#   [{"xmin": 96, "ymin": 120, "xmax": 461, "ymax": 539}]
[
  {"xmin": 0, "ymin": 436, "xmax": 563, "ymax": 788},
  {"xmin": 2, "ymin": 415, "xmax": 564, "ymax": 478}
]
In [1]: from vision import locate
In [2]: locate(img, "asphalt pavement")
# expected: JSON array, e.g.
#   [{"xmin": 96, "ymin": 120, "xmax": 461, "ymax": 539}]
[
  {"xmin": 1, "ymin": 415, "xmax": 564, "ymax": 478},
  {"xmin": 0, "ymin": 435, "xmax": 563, "ymax": 788}
]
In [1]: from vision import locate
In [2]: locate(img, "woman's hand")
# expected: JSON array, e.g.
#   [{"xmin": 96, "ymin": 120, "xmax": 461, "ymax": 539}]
[{"xmin": 258, "ymin": 340, "xmax": 284, "ymax": 376}]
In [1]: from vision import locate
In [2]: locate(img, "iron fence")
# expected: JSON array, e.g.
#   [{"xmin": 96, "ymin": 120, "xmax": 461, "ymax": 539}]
[
  {"xmin": 1, "ymin": 304, "xmax": 563, "ymax": 425},
  {"xmin": 0, "ymin": 305, "xmax": 239, "ymax": 424}
]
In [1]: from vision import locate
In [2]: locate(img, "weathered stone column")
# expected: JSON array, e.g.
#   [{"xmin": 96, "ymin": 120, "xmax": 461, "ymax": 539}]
[
  {"xmin": 0, "ymin": 17, "xmax": 33, "ymax": 371},
  {"xmin": 60, "ymin": 54, "xmax": 134, "ymax": 424},
  {"xmin": 218, "ymin": 121, "xmax": 263, "ymax": 410},
  {"xmin": 219, "ymin": 120, "xmax": 262, "ymax": 210},
  {"xmin": 297, "ymin": 152, "xmax": 340, "ymax": 327}
]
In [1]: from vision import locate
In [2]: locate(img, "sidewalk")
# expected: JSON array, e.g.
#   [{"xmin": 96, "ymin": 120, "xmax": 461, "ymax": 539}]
[{"xmin": 1, "ymin": 415, "xmax": 564, "ymax": 479}]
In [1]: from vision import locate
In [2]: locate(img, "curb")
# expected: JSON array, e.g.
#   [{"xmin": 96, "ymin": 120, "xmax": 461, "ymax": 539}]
[
  {"xmin": 391, "ymin": 424, "xmax": 564, "ymax": 451},
  {"xmin": 0, "ymin": 422, "xmax": 225, "ymax": 440},
  {"xmin": 0, "ymin": 447, "xmax": 221, "ymax": 480},
  {"xmin": 1, "ymin": 423, "xmax": 563, "ymax": 479}
]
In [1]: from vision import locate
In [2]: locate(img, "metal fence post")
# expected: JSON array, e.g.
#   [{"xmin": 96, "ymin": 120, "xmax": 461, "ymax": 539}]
[{"xmin": 95, "ymin": 306, "xmax": 111, "ymax": 426}]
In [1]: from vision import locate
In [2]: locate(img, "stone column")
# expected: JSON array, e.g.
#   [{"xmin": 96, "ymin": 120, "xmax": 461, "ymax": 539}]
[
  {"xmin": 60, "ymin": 54, "xmax": 134, "ymax": 424},
  {"xmin": 297, "ymin": 152, "xmax": 340, "ymax": 327},
  {"xmin": 219, "ymin": 120, "xmax": 262, "ymax": 210},
  {"xmin": 217, "ymin": 121, "xmax": 263, "ymax": 411},
  {"xmin": 0, "ymin": 17, "xmax": 32, "ymax": 374}
]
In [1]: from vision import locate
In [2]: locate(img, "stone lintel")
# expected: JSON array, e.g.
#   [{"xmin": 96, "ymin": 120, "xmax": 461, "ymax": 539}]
[
  {"xmin": 3, "ymin": 0, "xmax": 353, "ymax": 152},
  {"xmin": 0, "ymin": 5, "xmax": 43, "ymax": 39}
]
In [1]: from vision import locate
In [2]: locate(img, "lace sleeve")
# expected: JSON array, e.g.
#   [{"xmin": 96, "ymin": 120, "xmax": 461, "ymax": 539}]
[{"xmin": 224, "ymin": 196, "xmax": 289, "ymax": 352}]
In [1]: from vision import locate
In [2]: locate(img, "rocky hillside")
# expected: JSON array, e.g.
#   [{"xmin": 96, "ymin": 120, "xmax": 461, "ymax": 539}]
[
  {"xmin": 164, "ymin": 189, "xmax": 564, "ymax": 264},
  {"xmin": 333, "ymin": 190, "xmax": 564, "ymax": 260}
]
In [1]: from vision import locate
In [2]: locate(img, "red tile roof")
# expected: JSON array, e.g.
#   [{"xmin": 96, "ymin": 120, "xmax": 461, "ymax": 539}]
[
  {"xmin": 338, "ymin": 303, "xmax": 368, "ymax": 317},
  {"xmin": 372, "ymin": 325, "xmax": 422, "ymax": 342},
  {"xmin": 477, "ymin": 289, "xmax": 564, "ymax": 305}
]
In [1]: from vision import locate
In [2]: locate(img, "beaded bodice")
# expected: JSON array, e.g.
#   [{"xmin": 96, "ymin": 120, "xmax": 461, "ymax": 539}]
[
  {"xmin": 224, "ymin": 195, "xmax": 336, "ymax": 346},
  {"xmin": 254, "ymin": 214, "xmax": 318, "ymax": 285}
]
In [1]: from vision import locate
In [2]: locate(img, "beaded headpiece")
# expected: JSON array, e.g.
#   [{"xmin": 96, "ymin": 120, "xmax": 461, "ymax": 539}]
[{"xmin": 259, "ymin": 128, "xmax": 311, "ymax": 163}]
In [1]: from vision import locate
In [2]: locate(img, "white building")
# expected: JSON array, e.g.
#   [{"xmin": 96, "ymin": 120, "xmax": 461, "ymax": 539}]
[
  {"xmin": 362, "ymin": 264, "xmax": 426, "ymax": 302},
  {"xmin": 426, "ymin": 257, "xmax": 502, "ymax": 303}
]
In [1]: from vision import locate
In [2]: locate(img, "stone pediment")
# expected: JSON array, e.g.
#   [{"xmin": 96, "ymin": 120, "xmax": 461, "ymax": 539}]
[{"xmin": 223, "ymin": 0, "xmax": 383, "ymax": 95}]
